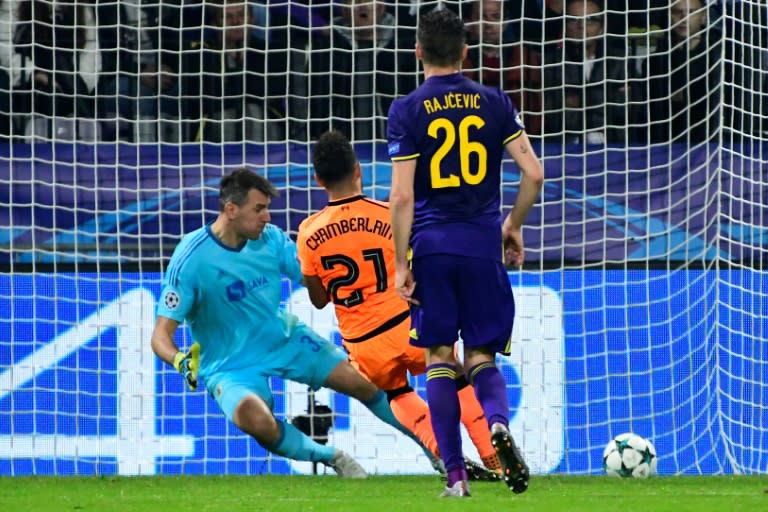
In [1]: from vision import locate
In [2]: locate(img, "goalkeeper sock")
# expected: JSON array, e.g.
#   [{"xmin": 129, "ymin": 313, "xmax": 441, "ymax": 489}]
[
  {"xmin": 361, "ymin": 390, "xmax": 434, "ymax": 458},
  {"xmin": 390, "ymin": 391, "xmax": 439, "ymax": 457},
  {"xmin": 467, "ymin": 362, "xmax": 509, "ymax": 429},
  {"xmin": 425, "ymin": 363, "xmax": 463, "ymax": 472},
  {"xmin": 456, "ymin": 381, "xmax": 499, "ymax": 466},
  {"xmin": 264, "ymin": 421, "xmax": 336, "ymax": 463}
]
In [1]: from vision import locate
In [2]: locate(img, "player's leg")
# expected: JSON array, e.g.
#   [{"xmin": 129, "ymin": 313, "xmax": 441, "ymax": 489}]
[
  {"xmin": 387, "ymin": 387, "xmax": 439, "ymax": 459},
  {"xmin": 322, "ymin": 357, "xmax": 439, "ymax": 454},
  {"xmin": 280, "ymin": 324, "xmax": 435, "ymax": 459},
  {"xmin": 464, "ymin": 348, "xmax": 528, "ymax": 490},
  {"xmin": 410, "ymin": 254, "xmax": 469, "ymax": 496},
  {"xmin": 460, "ymin": 258, "xmax": 529, "ymax": 493},
  {"xmin": 346, "ymin": 326, "xmax": 440, "ymax": 462},
  {"xmin": 403, "ymin": 339, "xmax": 501, "ymax": 478},
  {"xmin": 455, "ymin": 374, "xmax": 502, "ymax": 472},
  {"xmin": 207, "ymin": 369, "xmax": 365, "ymax": 478}
]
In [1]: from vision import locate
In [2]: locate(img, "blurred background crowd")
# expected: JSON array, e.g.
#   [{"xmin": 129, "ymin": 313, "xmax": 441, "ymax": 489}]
[{"xmin": 0, "ymin": 0, "xmax": 764, "ymax": 145}]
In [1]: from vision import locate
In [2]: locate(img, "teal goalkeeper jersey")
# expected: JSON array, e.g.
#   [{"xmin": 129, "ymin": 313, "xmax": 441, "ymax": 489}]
[{"xmin": 156, "ymin": 223, "xmax": 303, "ymax": 379}]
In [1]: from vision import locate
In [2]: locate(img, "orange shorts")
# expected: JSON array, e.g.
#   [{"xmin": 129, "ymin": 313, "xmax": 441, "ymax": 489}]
[{"xmin": 344, "ymin": 318, "xmax": 427, "ymax": 391}]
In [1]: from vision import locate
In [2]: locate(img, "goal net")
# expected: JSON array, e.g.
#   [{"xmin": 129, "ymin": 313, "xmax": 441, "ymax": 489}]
[{"xmin": 0, "ymin": 0, "xmax": 766, "ymax": 476}]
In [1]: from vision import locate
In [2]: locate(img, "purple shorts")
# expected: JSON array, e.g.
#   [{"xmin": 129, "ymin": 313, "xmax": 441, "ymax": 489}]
[{"xmin": 409, "ymin": 254, "xmax": 515, "ymax": 353}]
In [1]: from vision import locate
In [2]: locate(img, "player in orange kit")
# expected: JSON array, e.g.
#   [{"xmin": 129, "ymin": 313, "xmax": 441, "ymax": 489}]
[{"xmin": 296, "ymin": 130, "xmax": 501, "ymax": 479}]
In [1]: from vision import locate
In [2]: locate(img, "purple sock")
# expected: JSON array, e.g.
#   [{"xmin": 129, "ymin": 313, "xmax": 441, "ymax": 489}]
[
  {"xmin": 426, "ymin": 363, "xmax": 463, "ymax": 472},
  {"xmin": 447, "ymin": 467, "xmax": 468, "ymax": 487},
  {"xmin": 468, "ymin": 362, "xmax": 510, "ymax": 428}
]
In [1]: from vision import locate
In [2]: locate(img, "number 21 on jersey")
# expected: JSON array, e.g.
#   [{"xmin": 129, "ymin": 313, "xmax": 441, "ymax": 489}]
[
  {"xmin": 320, "ymin": 249, "xmax": 387, "ymax": 308},
  {"xmin": 428, "ymin": 115, "xmax": 487, "ymax": 188}
]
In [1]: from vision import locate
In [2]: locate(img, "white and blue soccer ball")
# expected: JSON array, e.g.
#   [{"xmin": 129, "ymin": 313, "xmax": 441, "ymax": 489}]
[{"xmin": 602, "ymin": 432, "xmax": 657, "ymax": 478}]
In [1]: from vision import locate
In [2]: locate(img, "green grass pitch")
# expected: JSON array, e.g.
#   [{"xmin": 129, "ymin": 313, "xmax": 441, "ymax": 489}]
[{"xmin": 1, "ymin": 475, "xmax": 766, "ymax": 512}]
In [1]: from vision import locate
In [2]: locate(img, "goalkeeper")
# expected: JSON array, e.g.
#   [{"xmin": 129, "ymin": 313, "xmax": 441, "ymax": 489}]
[
  {"xmin": 151, "ymin": 168, "xmax": 431, "ymax": 478},
  {"xmin": 296, "ymin": 130, "xmax": 502, "ymax": 479}
]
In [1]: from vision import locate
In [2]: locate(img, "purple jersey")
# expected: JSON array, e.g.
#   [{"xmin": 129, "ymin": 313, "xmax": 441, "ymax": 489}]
[{"xmin": 387, "ymin": 72, "xmax": 525, "ymax": 260}]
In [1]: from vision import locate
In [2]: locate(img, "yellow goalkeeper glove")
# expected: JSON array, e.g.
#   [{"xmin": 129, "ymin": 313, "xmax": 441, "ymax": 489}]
[{"xmin": 173, "ymin": 342, "xmax": 200, "ymax": 391}]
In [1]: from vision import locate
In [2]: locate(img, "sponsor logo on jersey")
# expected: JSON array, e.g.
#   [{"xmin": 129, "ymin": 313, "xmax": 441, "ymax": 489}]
[{"xmin": 225, "ymin": 276, "xmax": 269, "ymax": 302}]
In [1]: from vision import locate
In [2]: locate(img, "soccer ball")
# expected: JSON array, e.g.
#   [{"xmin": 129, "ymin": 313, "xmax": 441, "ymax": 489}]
[{"xmin": 602, "ymin": 432, "xmax": 657, "ymax": 478}]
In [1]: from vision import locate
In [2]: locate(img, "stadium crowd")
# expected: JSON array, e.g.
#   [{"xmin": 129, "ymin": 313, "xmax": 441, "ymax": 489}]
[{"xmin": 0, "ymin": 0, "xmax": 764, "ymax": 144}]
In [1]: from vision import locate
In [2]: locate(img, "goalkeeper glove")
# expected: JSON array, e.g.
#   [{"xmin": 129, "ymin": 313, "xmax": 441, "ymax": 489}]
[{"xmin": 173, "ymin": 342, "xmax": 200, "ymax": 391}]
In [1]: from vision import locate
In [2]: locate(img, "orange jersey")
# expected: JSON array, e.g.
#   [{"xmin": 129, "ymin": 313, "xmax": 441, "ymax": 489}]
[{"xmin": 297, "ymin": 195, "xmax": 409, "ymax": 342}]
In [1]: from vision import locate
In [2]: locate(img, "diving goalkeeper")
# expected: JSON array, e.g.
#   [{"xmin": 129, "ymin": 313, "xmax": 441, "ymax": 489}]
[{"xmin": 151, "ymin": 168, "xmax": 430, "ymax": 477}]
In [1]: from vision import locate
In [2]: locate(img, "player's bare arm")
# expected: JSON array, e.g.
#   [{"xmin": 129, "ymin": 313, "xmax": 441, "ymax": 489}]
[
  {"xmin": 150, "ymin": 315, "xmax": 181, "ymax": 365},
  {"xmin": 502, "ymin": 132, "xmax": 544, "ymax": 268},
  {"xmin": 302, "ymin": 274, "xmax": 331, "ymax": 309},
  {"xmin": 389, "ymin": 159, "xmax": 418, "ymax": 304}
]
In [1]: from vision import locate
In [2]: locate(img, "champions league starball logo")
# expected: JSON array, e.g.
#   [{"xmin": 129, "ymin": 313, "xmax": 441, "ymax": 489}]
[{"xmin": 163, "ymin": 290, "xmax": 180, "ymax": 310}]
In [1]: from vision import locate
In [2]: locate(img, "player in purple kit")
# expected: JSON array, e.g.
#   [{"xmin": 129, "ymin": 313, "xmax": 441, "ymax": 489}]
[{"xmin": 387, "ymin": 8, "xmax": 544, "ymax": 498}]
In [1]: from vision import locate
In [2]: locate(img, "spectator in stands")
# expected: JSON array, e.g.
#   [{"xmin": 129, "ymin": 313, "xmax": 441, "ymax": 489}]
[
  {"xmin": 179, "ymin": 0, "xmax": 287, "ymax": 143},
  {"xmin": 266, "ymin": 0, "xmax": 338, "ymax": 35},
  {"xmin": 133, "ymin": 58, "xmax": 180, "ymax": 143},
  {"xmin": 255, "ymin": 1, "xmax": 335, "ymax": 142},
  {"xmin": 0, "ymin": 0, "xmax": 15, "ymax": 138},
  {"xmin": 622, "ymin": 0, "xmax": 667, "ymax": 81},
  {"xmin": 508, "ymin": 0, "xmax": 565, "ymax": 55},
  {"xmin": 94, "ymin": 2, "xmax": 143, "ymax": 142},
  {"xmin": 307, "ymin": 0, "xmax": 416, "ymax": 142},
  {"xmin": 541, "ymin": 0, "xmax": 631, "ymax": 145},
  {"xmin": 720, "ymin": 0, "xmax": 768, "ymax": 142},
  {"xmin": 405, "ymin": 1, "xmax": 473, "ymax": 20},
  {"xmin": 0, "ymin": 64, "xmax": 10, "ymax": 140},
  {"xmin": 143, "ymin": 0, "xmax": 204, "ymax": 46},
  {"xmin": 13, "ymin": 0, "xmax": 101, "ymax": 141},
  {"xmin": 0, "ymin": 1, "xmax": 20, "ymax": 81},
  {"xmin": 0, "ymin": 0, "xmax": 21, "ymax": 141},
  {"xmin": 462, "ymin": 0, "xmax": 542, "ymax": 136},
  {"xmin": 644, "ymin": 0, "xmax": 721, "ymax": 144},
  {"xmin": 131, "ymin": 1, "xmax": 203, "ymax": 142},
  {"xmin": 508, "ymin": 0, "xmax": 638, "ymax": 67}
]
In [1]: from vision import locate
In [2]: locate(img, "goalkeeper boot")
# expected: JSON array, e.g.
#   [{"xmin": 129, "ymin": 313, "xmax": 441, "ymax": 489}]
[
  {"xmin": 328, "ymin": 450, "xmax": 367, "ymax": 479},
  {"xmin": 491, "ymin": 423, "xmax": 529, "ymax": 494},
  {"xmin": 430, "ymin": 455, "xmax": 446, "ymax": 476},
  {"xmin": 464, "ymin": 456, "xmax": 501, "ymax": 482}
]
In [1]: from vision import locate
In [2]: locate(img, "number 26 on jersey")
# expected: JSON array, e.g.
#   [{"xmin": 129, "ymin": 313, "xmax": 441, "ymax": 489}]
[{"xmin": 428, "ymin": 115, "xmax": 487, "ymax": 189}]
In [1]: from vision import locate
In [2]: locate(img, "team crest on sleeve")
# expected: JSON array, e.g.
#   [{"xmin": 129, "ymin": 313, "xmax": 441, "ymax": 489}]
[
  {"xmin": 387, "ymin": 142, "xmax": 400, "ymax": 156},
  {"xmin": 163, "ymin": 290, "xmax": 181, "ymax": 310}
]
